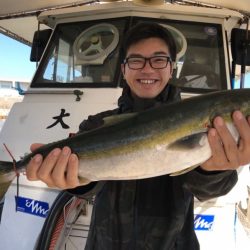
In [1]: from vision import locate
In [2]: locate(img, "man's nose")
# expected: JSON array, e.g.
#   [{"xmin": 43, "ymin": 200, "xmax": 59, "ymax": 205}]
[{"xmin": 141, "ymin": 60, "xmax": 154, "ymax": 72}]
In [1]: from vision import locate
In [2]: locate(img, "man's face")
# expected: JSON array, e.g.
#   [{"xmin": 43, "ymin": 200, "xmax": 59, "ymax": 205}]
[{"xmin": 121, "ymin": 37, "xmax": 173, "ymax": 99}]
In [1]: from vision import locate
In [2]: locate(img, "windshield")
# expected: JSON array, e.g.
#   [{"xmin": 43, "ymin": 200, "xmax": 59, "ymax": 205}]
[{"xmin": 31, "ymin": 17, "xmax": 227, "ymax": 92}]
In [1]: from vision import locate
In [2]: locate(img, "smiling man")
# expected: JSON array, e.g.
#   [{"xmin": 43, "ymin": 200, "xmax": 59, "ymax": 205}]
[
  {"xmin": 121, "ymin": 37, "xmax": 174, "ymax": 98},
  {"xmin": 26, "ymin": 22, "xmax": 250, "ymax": 250}
]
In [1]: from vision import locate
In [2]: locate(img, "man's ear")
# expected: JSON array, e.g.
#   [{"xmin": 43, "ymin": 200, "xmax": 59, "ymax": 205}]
[
  {"xmin": 121, "ymin": 63, "xmax": 125, "ymax": 78},
  {"xmin": 170, "ymin": 69, "xmax": 173, "ymax": 79},
  {"xmin": 170, "ymin": 62, "xmax": 176, "ymax": 78}
]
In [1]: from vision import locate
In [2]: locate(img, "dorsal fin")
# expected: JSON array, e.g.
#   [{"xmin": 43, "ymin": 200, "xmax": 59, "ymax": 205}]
[{"xmin": 103, "ymin": 113, "xmax": 137, "ymax": 127}]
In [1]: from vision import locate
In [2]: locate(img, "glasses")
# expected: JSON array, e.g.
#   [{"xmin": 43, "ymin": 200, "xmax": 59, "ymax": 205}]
[{"xmin": 124, "ymin": 56, "xmax": 172, "ymax": 70}]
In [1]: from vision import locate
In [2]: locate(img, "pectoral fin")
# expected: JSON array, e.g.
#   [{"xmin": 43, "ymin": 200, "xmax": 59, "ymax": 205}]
[
  {"xmin": 168, "ymin": 132, "xmax": 207, "ymax": 151},
  {"xmin": 170, "ymin": 164, "xmax": 199, "ymax": 176},
  {"xmin": 78, "ymin": 176, "xmax": 91, "ymax": 185}
]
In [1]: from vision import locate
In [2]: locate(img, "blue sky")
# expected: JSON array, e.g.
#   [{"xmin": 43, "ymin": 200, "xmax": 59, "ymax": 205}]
[
  {"xmin": 0, "ymin": 34, "xmax": 36, "ymax": 81},
  {"xmin": 235, "ymin": 75, "xmax": 250, "ymax": 89}
]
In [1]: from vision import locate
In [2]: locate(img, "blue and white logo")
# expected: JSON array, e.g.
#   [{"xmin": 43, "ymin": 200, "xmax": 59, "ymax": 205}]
[
  {"xmin": 15, "ymin": 196, "xmax": 49, "ymax": 218},
  {"xmin": 194, "ymin": 214, "xmax": 215, "ymax": 231}
]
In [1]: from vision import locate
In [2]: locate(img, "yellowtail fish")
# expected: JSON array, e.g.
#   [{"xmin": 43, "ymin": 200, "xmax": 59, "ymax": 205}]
[{"xmin": 0, "ymin": 89, "xmax": 250, "ymax": 199}]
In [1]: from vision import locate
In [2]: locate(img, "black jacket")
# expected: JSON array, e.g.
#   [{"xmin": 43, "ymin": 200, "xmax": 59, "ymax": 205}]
[{"xmin": 68, "ymin": 84, "xmax": 238, "ymax": 250}]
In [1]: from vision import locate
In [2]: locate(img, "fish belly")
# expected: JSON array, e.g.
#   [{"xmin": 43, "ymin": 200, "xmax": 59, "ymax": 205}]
[{"xmin": 78, "ymin": 137, "xmax": 212, "ymax": 181}]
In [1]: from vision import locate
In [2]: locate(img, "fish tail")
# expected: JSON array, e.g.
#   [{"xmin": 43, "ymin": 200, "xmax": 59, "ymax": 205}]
[{"xmin": 0, "ymin": 161, "xmax": 16, "ymax": 201}]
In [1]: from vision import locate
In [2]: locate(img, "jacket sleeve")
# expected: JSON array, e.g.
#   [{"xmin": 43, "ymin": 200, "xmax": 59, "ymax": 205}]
[
  {"xmin": 67, "ymin": 181, "xmax": 106, "ymax": 199},
  {"xmin": 181, "ymin": 167, "xmax": 238, "ymax": 202}
]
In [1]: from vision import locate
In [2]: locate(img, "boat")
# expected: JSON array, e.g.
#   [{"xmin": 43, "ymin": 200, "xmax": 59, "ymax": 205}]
[{"xmin": 0, "ymin": 1, "xmax": 249, "ymax": 249}]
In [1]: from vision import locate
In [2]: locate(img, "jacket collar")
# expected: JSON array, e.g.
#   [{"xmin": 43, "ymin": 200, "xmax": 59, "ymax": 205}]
[{"xmin": 117, "ymin": 83, "xmax": 181, "ymax": 113}]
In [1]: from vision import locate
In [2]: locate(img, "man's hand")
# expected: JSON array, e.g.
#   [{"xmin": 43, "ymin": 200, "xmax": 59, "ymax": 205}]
[
  {"xmin": 26, "ymin": 143, "xmax": 81, "ymax": 189},
  {"xmin": 200, "ymin": 110, "xmax": 250, "ymax": 171}
]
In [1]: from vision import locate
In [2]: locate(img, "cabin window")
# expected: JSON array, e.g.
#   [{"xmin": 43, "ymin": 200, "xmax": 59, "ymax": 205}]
[
  {"xmin": 31, "ymin": 16, "xmax": 226, "ymax": 92},
  {"xmin": 31, "ymin": 18, "xmax": 127, "ymax": 88},
  {"xmin": 133, "ymin": 18, "xmax": 226, "ymax": 92},
  {"xmin": 172, "ymin": 23, "xmax": 226, "ymax": 92}
]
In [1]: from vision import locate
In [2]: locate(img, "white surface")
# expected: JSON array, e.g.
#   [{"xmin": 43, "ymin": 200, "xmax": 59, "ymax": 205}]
[
  {"xmin": 0, "ymin": 88, "xmax": 120, "ymax": 249},
  {"xmin": 0, "ymin": 96, "xmax": 118, "ymax": 162},
  {"xmin": 0, "ymin": 0, "xmax": 249, "ymax": 16},
  {"xmin": 0, "ymin": 177, "xmax": 59, "ymax": 250},
  {"xmin": 195, "ymin": 165, "xmax": 250, "ymax": 250},
  {"xmin": 0, "ymin": 0, "xmax": 245, "ymax": 44},
  {"xmin": 195, "ymin": 202, "xmax": 250, "ymax": 250}
]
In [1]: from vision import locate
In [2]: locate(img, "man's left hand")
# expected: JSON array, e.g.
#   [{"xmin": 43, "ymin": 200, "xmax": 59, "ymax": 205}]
[{"xmin": 200, "ymin": 110, "xmax": 250, "ymax": 171}]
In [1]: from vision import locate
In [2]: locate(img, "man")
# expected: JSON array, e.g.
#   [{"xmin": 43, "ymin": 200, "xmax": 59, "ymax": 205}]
[{"xmin": 26, "ymin": 22, "xmax": 250, "ymax": 249}]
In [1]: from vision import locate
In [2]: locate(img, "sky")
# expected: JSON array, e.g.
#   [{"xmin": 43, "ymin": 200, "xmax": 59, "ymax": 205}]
[
  {"xmin": 235, "ymin": 75, "xmax": 250, "ymax": 89},
  {"xmin": 0, "ymin": 34, "xmax": 36, "ymax": 81}
]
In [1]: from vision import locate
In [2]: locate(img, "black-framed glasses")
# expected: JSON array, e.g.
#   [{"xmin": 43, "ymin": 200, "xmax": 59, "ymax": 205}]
[{"xmin": 124, "ymin": 56, "xmax": 172, "ymax": 70}]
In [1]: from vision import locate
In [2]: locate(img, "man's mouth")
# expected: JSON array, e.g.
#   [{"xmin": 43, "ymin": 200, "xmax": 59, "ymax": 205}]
[{"xmin": 138, "ymin": 79, "xmax": 157, "ymax": 84}]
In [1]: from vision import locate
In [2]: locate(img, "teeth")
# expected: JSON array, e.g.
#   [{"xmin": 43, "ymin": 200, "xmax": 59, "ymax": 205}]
[{"xmin": 140, "ymin": 80, "xmax": 155, "ymax": 84}]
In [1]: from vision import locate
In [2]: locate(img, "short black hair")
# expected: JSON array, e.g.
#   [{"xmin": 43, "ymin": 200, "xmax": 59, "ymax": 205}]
[{"xmin": 121, "ymin": 22, "xmax": 177, "ymax": 62}]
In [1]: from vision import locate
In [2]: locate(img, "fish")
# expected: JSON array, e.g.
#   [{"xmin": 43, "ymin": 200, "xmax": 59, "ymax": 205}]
[{"xmin": 0, "ymin": 88, "xmax": 250, "ymax": 199}]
